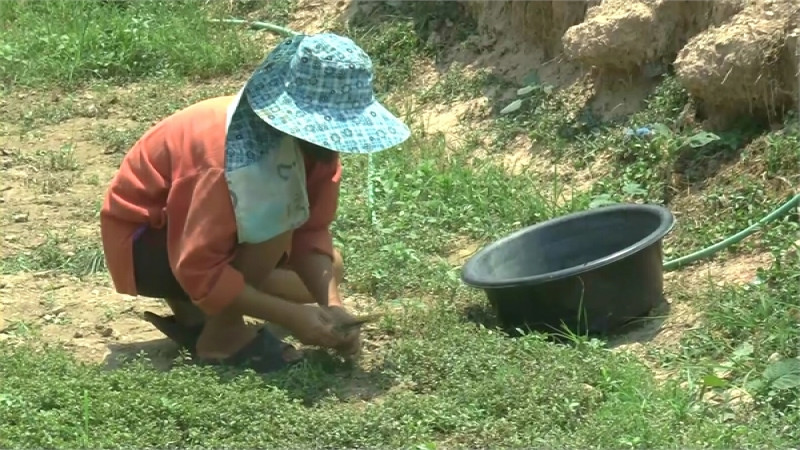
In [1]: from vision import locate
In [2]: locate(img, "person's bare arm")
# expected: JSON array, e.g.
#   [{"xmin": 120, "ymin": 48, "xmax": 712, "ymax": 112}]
[
  {"xmin": 291, "ymin": 251, "xmax": 341, "ymax": 307},
  {"xmin": 226, "ymin": 231, "xmax": 347, "ymax": 347},
  {"xmin": 291, "ymin": 250, "xmax": 361, "ymax": 357}
]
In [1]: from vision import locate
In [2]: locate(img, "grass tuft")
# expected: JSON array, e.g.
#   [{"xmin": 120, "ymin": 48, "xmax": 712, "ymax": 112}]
[{"xmin": 0, "ymin": 229, "xmax": 105, "ymax": 278}]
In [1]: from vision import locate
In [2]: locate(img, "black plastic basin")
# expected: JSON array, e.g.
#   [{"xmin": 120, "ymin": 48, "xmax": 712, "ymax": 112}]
[{"xmin": 461, "ymin": 203, "xmax": 675, "ymax": 336}]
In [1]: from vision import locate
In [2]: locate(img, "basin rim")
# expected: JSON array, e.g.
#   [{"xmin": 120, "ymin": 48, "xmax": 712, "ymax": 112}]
[{"xmin": 461, "ymin": 203, "xmax": 676, "ymax": 289}]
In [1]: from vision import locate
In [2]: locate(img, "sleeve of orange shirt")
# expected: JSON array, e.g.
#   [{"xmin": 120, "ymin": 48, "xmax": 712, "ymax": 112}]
[
  {"xmin": 288, "ymin": 158, "xmax": 342, "ymax": 264},
  {"xmin": 165, "ymin": 168, "xmax": 246, "ymax": 315}
]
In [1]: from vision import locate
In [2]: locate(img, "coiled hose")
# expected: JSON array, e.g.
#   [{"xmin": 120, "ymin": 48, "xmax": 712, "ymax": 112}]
[{"xmin": 213, "ymin": 18, "xmax": 800, "ymax": 272}]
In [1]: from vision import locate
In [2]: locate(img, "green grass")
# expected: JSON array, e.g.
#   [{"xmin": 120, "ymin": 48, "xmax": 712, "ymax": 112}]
[
  {"xmin": 1, "ymin": 263, "xmax": 798, "ymax": 448},
  {"xmin": 92, "ymin": 123, "xmax": 151, "ymax": 154},
  {"xmin": 1, "ymin": 0, "xmax": 799, "ymax": 448},
  {"xmin": 0, "ymin": 227, "xmax": 106, "ymax": 278},
  {"xmin": 1, "ymin": 144, "xmax": 83, "ymax": 194},
  {"xmin": 0, "ymin": 0, "xmax": 264, "ymax": 88},
  {"xmin": 496, "ymin": 75, "xmax": 799, "ymax": 255},
  {"xmin": 333, "ymin": 0, "xmax": 476, "ymax": 96},
  {"xmin": 335, "ymin": 132, "xmax": 592, "ymax": 299}
]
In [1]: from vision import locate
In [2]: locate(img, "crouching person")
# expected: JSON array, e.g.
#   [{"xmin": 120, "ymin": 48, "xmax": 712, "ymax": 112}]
[{"xmin": 99, "ymin": 33, "xmax": 410, "ymax": 373}]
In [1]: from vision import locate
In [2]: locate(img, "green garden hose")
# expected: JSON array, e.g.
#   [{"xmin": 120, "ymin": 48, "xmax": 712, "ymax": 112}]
[
  {"xmin": 662, "ymin": 193, "xmax": 799, "ymax": 272},
  {"xmin": 213, "ymin": 18, "xmax": 799, "ymax": 272},
  {"xmin": 209, "ymin": 18, "xmax": 298, "ymax": 37}
]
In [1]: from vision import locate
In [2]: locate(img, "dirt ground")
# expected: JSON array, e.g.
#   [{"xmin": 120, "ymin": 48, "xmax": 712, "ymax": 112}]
[
  {"xmin": 0, "ymin": 0, "xmax": 785, "ymax": 372},
  {"xmin": 0, "ymin": 111, "xmax": 181, "ymax": 369},
  {"xmin": 0, "ymin": 105, "xmax": 772, "ymax": 373}
]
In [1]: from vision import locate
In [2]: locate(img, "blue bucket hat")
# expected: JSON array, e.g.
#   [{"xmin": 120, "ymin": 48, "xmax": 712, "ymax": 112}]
[{"xmin": 241, "ymin": 32, "xmax": 411, "ymax": 154}]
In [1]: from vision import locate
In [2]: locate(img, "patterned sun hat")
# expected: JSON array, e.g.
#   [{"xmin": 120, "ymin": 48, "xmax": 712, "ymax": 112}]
[{"xmin": 242, "ymin": 32, "xmax": 411, "ymax": 154}]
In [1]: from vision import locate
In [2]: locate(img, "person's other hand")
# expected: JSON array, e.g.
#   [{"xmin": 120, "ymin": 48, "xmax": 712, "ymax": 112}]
[
  {"xmin": 284, "ymin": 304, "xmax": 344, "ymax": 349},
  {"xmin": 324, "ymin": 305, "xmax": 362, "ymax": 360}
]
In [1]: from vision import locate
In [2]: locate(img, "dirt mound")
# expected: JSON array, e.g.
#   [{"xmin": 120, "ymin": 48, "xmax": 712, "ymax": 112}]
[
  {"xmin": 465, "ymin": 0, "xmax": 800, "ymax": 126},
  {"xmin": 675, "ymin": 1, "xmax": 800, "ymax": 126},
  {"xmin": 562, "ymin": 0, "xmax": 748, "ymax": 72},
  {"xmin": 466, "ymin": 1, "xmax": 592, "ymax": 59}
]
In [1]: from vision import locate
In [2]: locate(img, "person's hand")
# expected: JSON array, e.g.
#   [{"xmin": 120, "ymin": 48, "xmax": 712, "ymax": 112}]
[
  {"xmin": 324, "ymin": 305, "xmax": 362, "ymax": 360},
  {"xmin": 283, "ymin": 304, "xmax": 345, "ymax": 349}
]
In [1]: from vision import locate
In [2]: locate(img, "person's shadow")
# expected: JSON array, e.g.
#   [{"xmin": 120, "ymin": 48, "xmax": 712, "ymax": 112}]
[{"xmin": 102, "ymin": 323, "xmax": 397, "ymax": 406}]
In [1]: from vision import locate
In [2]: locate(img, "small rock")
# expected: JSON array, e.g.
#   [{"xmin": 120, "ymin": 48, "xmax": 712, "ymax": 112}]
[
  {"xmin": 95, "ymin": 324, "xmax": 114, "ymax": 337},
  {"xmin": 12, "ymin": 213, "xmax": 27, "ymax": 223},
  {"xmin": 726, "ymin": 387, "xmax": 753, "ymax": 406},
  {"xmin": 581, "ymin": 383, "xmax": 603, "ymax": 400},
  {"xmin": 73, "ymin": 330, "xmax": 84, "ymax": 338},
  {"xmin": 85, "ymin": 104, "xmax": 99, "ymax": 117},
  {"xmin": 768, "ymin": 352, "xmax": 781, "ymax": 363},
  {"xmin": 702, "ymin": 389, "xmax": 722, "ymax": 406}
]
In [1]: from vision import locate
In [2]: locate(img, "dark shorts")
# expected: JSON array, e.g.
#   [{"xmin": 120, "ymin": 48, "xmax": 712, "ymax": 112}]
[
  {"xmin": 132, "ymin": 225, "xmax": 288, "ymax": 302},
  {"xmin": 132, "ymin": 225, "xmax": 191, "ymax": 302}
]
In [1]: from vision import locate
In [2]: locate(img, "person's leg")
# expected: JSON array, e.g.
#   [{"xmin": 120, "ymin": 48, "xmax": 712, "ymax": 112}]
[
  {"xmin": 195, "ymin": 242, "xmax": 316, "ymax": 360},
  {"xmin": 194, "ymin": 246, "xmax": 345, "ymax": 359},
  {"xmin": 133, "ymin": 226, "xmax": 295, "ymax": 362},
  {"xmin": 249, "ymin": 249, "xmax": 344, "ymax": 341},
  {"xmin": 133, "ymin": 226, "xmax": 204, "ymax": 327},
  {"xmin": 257, "ymin": 249, "xmax": 344, "ymax": 305},
  {"xmin": 133, "ymin": 226, "xmax": 343, "ymax": 361}
]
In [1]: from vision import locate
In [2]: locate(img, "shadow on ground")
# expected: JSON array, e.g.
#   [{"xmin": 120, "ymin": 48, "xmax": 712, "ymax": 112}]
[
  {"xmin": 104, "ymin": 338, "xmax": 183, "ymax": 371},
  {"xmin": 603, "ymin": 299, "xmax": 672, "ymax": 348},
  {"xmin": 102, "ymin": 323, "xmax": 397, "ymax": 405},
  {"xmin": 461, "ymin": 297, "xmax": 673, "ymax": 348}
]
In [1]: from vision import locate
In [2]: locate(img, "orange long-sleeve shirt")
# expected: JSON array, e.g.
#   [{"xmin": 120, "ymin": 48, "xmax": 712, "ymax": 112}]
[{"xmin": 100, "ymin": 96, "xmax": 341, "ymax": 315}]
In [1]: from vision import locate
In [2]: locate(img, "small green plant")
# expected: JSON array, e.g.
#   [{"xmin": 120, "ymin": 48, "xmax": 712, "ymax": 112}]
[
  {"xmin": 417, "ymin": 64, "xmax": 496, "ymax": 104},
  {"xmin": 499, "ymin": 74, "xmax": 554, "ymax": 116},
  {"xmin": 43, "ymin": 144, "xmax": 82, "ymax": 171},
  {"xmin": 747, "ymin": 358, "xmax": 800, "ymax": 397}
]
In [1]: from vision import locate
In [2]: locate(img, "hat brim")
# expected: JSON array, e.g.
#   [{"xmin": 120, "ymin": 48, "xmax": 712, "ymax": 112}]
[{"xmin": 242, "ymin": 36, "xmax": 411, "ymax": 154}]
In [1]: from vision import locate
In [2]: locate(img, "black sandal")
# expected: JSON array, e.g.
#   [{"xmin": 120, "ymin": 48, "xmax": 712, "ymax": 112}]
[
  {"xmin": 142, "ymin": 312, "xmax": 204, "ymax": 353},
  {"xmin": 142, "ymin": 311, "xmax": 302, "ymax": 374}
]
